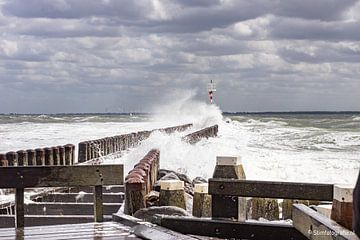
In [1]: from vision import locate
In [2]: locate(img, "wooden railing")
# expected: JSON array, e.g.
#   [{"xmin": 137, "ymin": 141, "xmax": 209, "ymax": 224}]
[
  {"xmin": 208, "ymin": 179, "xmax": 334, "ymax": 201},
  {"xmin": 157, "ymin": 178, "xmax": 343, "ymax": 240},
  {"xmin": 0, "ymin": 165, "xmax": 123, "ymax": 228}
]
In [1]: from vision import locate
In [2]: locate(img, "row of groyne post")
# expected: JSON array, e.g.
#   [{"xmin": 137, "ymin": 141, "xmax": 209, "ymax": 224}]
[
  {"xmin": 182, "ymin": 125, "xmax": 218, "ymax": 144},
  {"xmin": 0, "ymin": 144, "xmax": 75, "ymax": 167},
  {"xmin": 124, "ymin": 124, "xmax": 220, "ymax": 215},
  {"xmin": 0, "ymin": 123, "xmax": 192, "ymax": 167},
  {"xmin": 78, "ymin": 123, "xmax": 192, "ymax": 163},
  {"xmin": 125, "ymin": 149, "xmax": 160, "ymax": 215}
]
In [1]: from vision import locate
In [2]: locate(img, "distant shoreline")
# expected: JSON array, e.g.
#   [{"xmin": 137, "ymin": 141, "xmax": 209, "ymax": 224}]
[{"xmin": 1, "ymin": 111, "xmax": 360, "ymax": 116}]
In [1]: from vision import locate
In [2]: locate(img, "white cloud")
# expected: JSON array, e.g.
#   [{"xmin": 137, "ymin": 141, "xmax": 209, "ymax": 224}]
[{"xmin": 0, "ymin": 0, "xmax": 360, "ymax": 112}]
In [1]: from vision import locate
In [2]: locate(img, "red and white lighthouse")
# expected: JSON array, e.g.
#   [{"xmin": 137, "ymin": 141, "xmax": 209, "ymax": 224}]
[{"xmin": 207, "ymin": 80, "xmax": 216, "ymax": 104}]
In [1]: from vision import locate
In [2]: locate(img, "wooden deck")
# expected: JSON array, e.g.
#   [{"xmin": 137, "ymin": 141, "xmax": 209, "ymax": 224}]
[{"xmin": 0, "ymin": 221, "xmax": 141, "ymax": 240}]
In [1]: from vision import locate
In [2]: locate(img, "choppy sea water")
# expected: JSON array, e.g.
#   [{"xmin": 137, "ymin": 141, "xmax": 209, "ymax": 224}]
[{"xmin": 1, "ymin": 108, "xmax": 359, "ymax": 185}]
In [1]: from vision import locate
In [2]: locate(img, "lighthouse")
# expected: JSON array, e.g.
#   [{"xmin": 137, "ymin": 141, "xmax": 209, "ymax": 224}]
[{"xmin": 207, "ymin": 80, "xmax": 216, "ymax": 104}]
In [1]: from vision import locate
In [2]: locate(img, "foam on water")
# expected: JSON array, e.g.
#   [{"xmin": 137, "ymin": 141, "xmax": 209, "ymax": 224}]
[
  {"xmin": 116, "ymin": 98, "xmax": 360, "ymax": 185},
  {"xmin": 1, "ymin": 96, "xmax": 360, "ymax": 191}
]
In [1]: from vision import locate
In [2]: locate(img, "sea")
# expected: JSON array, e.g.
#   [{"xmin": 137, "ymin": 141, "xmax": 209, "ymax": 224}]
[{"xmin": 1, "ymin": 101, "xmax": 360, "ymax": 186}]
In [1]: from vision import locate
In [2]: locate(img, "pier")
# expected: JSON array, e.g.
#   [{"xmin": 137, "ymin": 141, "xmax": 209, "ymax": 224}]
[{"xmin": 0, "ymin": 123, "xmax": 359, "ymax": 239}]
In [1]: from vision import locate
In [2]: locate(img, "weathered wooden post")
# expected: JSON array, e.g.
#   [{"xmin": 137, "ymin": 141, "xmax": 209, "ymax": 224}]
[
  {"xmin": 44, "ymin": 147, "xmax": 54, "ymax": 165},
  {"xmin": 71, "ymin": 144, "xmax": 75, "ymax": 164},
  {"xmin": 35, "ymin": 148, "xmax": 45, "ymax": 166},
  {"xmin": 85, "ymin": 141, "xmax": 92, "ymax": 161},
  {"xmin": 16, "ymin": 150, "xmax": 28, "ymax": 166},
  {"xmin": 119, "ymin": 135, "xmax": 124, "ymax": 150},
  {"xmin": 15, "ymin": 187, "xmax": 24, "ymax": 228},
  {"xmin": 193, "ymin": 183, "xmax": 211, "ymax": 217},
  {"xmin": 78, "ymin": 142, "xmax": 88, "ymax": 163},
  {"xmin": 114, "ymin": 136, "xmax": 119, "ymax": 152},
  {"xmin": 93, "ymin": 185, "xmax": 103, "ymax": 222},
  {"xmin": 52, "ymin": 147, "xmax": 60, "ymax": 165},
  {"xmin": 64, "ymin": 145, "xmax": 72, "ymax": 165},
  {"xmin": 6, "ymin": 151, "xmax": 18, "ymax": 166},
  {"xmin": 100, "ymin": 139, "xmax": 106, "ymax": 156},
  {"xmin": 248, "ymin": 198, "xmax": 279, "ymax": 221},
  {"xmin": 0, "ymin": 154, "xmax": 8, "ymax": 167},
  {"xmin": 159, "ymin": 180, "xmax": 186, "ymax": 210},
  {"xmin": 353, "ymin": 172, "xmax": 360, "ymax": 236},
  {"xmin": 331, "ymin": 185, "xmax": 353, "ymax": 230},
  {"xmin": 134, "ymin": 162, "xmax": 151, "ymax": 192},
  {"xmin": 212, "ymin": 156, "xmax": 246, "ymax": 221},
  {"xmin": 26, "ymin": 149, "xmax": 36, "ymax": 166},
  {"xmin": 58, "ymin": 146, "xmax": 65, "ymax": 165},
  {"xmin": 124, "ymin": 174, "xmax": 147, "ymax": 215},
  {"xmin": 109, "ymin": 137, "xmax": 115, "ymax": 154}
]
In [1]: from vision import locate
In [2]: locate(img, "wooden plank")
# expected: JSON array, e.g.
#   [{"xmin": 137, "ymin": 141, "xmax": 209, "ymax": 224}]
[
  {"xmin": 0, "ymin": 165, "xmax": 123, "ymax": 188},
  {"xmin": 160, "ymin": 216, "xmax": 307, "ymax": 240},
  {"xmin": 38, "ymin": 192, "xmax": 124, "ymax": 203},
  {"xmin": 209, "ymin": 178, "xmax": 334, "ymax": 201},
  {"xmin": 20, "ymin": 202, "xmax": 121, "ymax": 215},
  {"xmin": 0, "ymin": 215, "xmax": 113, "ymax": 228},
  {"xmin": 292, "ymin": 204, "xmax": 359, "ymax": 240},
  {"xmin": 0, "ymin": 221, "xmax": 123, "ymax": 235},
  {"xmin": 15, "ymin": 188, "xmax": 24, "ymax": 228},
  {"xmin": 0, "ymin": 221, "xmax": 134, "ymax": 240},
  {"xmin": 133, "ymin": 224, "xmax": 198, "ymax": 240},
  {"xmin": 94, "ymin": 185, "xmax": 103, "ymax": 222}
]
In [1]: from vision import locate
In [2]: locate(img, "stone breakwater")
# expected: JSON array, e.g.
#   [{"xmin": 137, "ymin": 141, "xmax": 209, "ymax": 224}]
[{"xmin": 78, "ymin": 124, "xmax": 192, "ymax": 163}]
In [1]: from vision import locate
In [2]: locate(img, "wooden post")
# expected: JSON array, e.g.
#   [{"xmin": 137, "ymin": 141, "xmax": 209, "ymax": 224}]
[
  {"xmin": 44, "ymin": 147, "xmax": 54, "ymax": 165},
  {"xmin": 331, "ymin": 185, "xmax": 353, "ymax": 230},
  {"xmin": 85, "ymin": 141, "xmax": 91, "ymax": 161},
  {"xmin": 64, "ymin": 145, "xmax": 72, "ymax": 165},
  {"xmin": 124, "ymin": 176, "xmax": 147, "ymax": 215},
  {"xmin": 193, "ymin": 183, "xmax": 211, "ymax": 217},
  {"xmin": 58, "ymin": 146, "xmax": 65, "ymax": 165},
  {"xmin": 52, "ymin": 147, "xmax": 60, "ymax": 165},
  {"xmin": 0, "ymin": 153, "xmax": 8, "ymax": 167},
  {"xmin": 94, "ymin": 185, "xmax": 103, "ymax": 222},
  {"xmin": 134, "ymin": 162, "xmax": 151, "ymax": 193},
  {"xmin": 71, "ymin": 144, "xmax": 75, "ymax": 165},
  {"xmin": 114, "ymin": 136, "xmax": 119, "ymax": 152},
  {"xmin": 6, "ymin": 151, "xmax": 18, "ymax": 166},
  {"xmin": 26, "ymin": 149, "xmax": 36, "ymax": 166},
  {"xmin": 16, "ymin": 150, "xmax": 28, "ymax": 166},
  {"xmin": 159, "ymin": 180, "xmax": 186, "ymax": 210},
  {"xmin": 35, "ymin": 148, "xmax": 45, "ymax": 166},
  {"xmin": 15, "ymin": 188, "xmax": 24, "ymax": 228},
  {"xmin": 78, "ymin": 142, "xmax": 88, "ymax": 163},
  {"xmin": 353, "ymin": 171, "xmax": 360, "ymax": 236},
  {"xmin": 212, "ymin": 156, "xmax": 246, "ymax": 221},
  {"xmin": 248, "ymin": 198, "xmax": 279, "ymax": 221}
]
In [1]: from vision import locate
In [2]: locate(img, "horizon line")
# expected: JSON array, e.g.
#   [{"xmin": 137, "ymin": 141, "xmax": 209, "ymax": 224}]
[{"xmin": 1, "ymin": 111, "xmax": 360, "ymax": 115}]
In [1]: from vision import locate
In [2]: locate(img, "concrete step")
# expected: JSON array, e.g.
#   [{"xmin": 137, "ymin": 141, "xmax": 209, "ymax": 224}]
[{"xmin": 35, "ymin": 192, "xmax": 124, "ymax": 203}]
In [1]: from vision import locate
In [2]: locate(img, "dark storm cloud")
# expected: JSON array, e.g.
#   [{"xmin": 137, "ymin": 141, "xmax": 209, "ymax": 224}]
[{"xmin": 0, "ymin": 0, "xmax": 360, "ymax": 113}]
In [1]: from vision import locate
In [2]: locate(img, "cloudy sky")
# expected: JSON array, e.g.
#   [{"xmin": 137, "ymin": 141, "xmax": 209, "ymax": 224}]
[{"xmin": 0, "ymin": 0, "xmax": 360, "ymax": 113}]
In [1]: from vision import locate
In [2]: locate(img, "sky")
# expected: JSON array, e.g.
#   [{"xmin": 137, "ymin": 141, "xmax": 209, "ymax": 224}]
[{"xmin": 0, "ymin": 0, "xmax": 360, "ymax": 113}]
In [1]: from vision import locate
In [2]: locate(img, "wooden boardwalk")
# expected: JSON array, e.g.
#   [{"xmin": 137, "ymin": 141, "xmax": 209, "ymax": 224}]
[{"xmin": 0, "ymin": 221, "xmax": 141, "ymax": 240}]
